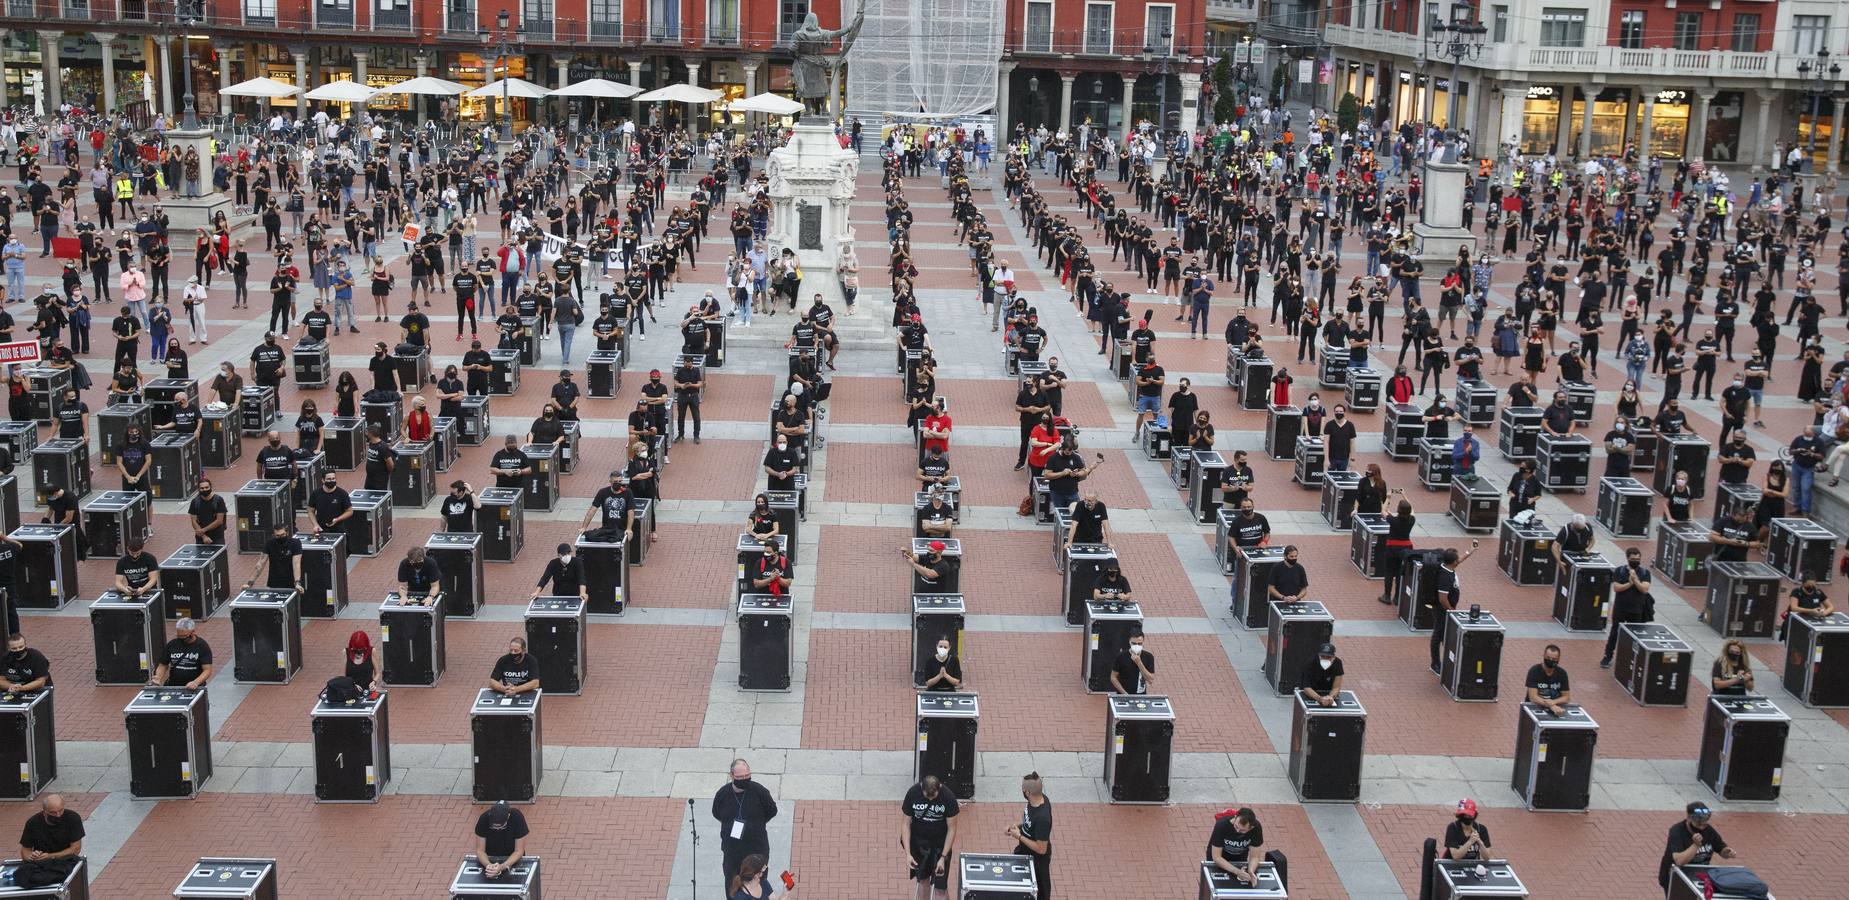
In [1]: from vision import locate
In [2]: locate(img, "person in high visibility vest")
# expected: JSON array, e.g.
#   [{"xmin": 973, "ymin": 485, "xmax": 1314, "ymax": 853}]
[{"xmin": 114, "ymin": 173, "xmax": 135, "ymax": 217}]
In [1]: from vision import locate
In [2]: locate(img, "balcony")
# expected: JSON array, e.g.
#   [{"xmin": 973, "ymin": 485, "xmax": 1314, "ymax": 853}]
[
  {"xmin": 520, "ymin": 16, "xmax": 553, "ymax": 39},
  {"xmin": 707, "ymin": 24, "xmax": 739, "ymax": 46},
  {"xmin": 1255, "ymin": 14, "xmax": 1318, "ymax": 47},
  {"xmin": 587, "ymin": 17, "xmax": 626, "ymax": 42},
  {"xmin": 1477, "ymin": 42, "xmax": 1776, "ymax": 80},
  {"xmin": 1323, "ymin": 23, "xmax": 1423, "ymax": 59},
  {"xmin": 1006, "ymin": 27, "xmax": 1198, "ymax": 59},
  {"xmin": 444, "ymin": 5, "xmax": 475, "ymax": 34},
  {"xmin": 1206, "ymin": 0, "xmax": 1257, "ymax": 25},
  {"xmin": 372, "ymin": 1, "xmax": 411, "ymax": 32},
  {"xmin": 646, "ymin": 22, "xmax": 681, "ymax": 44},
  {"xmin": 316, "ymin": 3, "xmax": 355, "ymax": 30}
]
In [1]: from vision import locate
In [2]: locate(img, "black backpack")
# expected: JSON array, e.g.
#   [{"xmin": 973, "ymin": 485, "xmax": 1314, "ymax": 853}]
[{"xmin": 323, "ymin": 676, "xmax": 362, "ymax": 705}]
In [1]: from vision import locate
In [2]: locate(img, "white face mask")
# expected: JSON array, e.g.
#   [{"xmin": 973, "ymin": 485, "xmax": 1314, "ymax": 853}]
[
  {"xmin": 1319, "ymin": 658, "xmax": 1335, "ymax": 670},
  {"xmin": 559, "ymin": 554, "xmax": 571, "ymax": 564},
  {"xmin": 935, "ymin": 646, "xmax": 949, "ymax": 660},
  {"xmin": 1130, "ymin": 643, "xmax": 1145, "ymax": 655},
  {"xmin": 776, "ymin": 443, "xmax": 788, "ymax": 451}
]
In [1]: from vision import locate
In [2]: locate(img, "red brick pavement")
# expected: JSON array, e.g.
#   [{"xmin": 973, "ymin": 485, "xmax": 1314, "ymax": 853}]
[
  {"xmin": 800, "ymin": 629, "xmax": 918, "ymax": 751},
  {"xmin": 92, "ymin": 794, "xmax": 682, "ymax": 899},
  {"xmin": 1360, "ymin": 804, "xmax": 1849, "ymax": 900},
  {"xmin": 948, "ymin": 446, "xmax": 1152, "ymax": 511},
  {"xmin": 790, "ymin": 800, "xmax": 1346, "ymax": 900},
  {"xmin": 1095, "ymin": 532, "xmax": 1209, "ymax": 619},
  {"xmin": 1336, "ymin": 635, "xmax": 1711, "ymax": 760},
  {"xmin": 24, "ymin": 614, "xmax": 231, "ymax": 742},
  {"xmin": 826, "ymin": 376, "xmax": 1117, "ymax": 430},
  {"xmin": 218, "ymin": 622, "xmax": 717, "ymax": 747},
  {"xmin": 627, "ymin": 522, "xmax": 762, "ymax": 610},
  {"xmin": 813, "ymin": 525, "xmax": 916, "ymax": 615}
]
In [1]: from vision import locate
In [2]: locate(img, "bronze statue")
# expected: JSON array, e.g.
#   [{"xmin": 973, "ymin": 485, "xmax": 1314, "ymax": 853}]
[{"xmin": 790, "ymin": 1, "xmax": 866, "ymax": 114}]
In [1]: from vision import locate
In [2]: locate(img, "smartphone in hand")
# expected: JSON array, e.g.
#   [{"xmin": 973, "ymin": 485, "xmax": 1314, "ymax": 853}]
[{"xmin": 781, "ymin": 871, "xmax": 796, "ymax": 889}]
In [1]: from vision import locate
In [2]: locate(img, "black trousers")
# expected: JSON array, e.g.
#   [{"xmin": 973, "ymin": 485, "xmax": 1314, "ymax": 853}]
[
  {"xmin": 721, "ymin": 844, "xmax": 766, "ymax": 895},
  {"xmin": 1603, "ymin": 605, "xmax": 1652, "ymax": 661},
  {"xmin": 676, "ymin": 396, "xmax": 702, "ymax": 437}
]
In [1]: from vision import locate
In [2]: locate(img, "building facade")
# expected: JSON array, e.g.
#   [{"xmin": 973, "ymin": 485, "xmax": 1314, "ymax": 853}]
[
  {"xmin": 0, "ymin": 0, "xmax": 858, "ymax": 130},
  {"xmin": 1311, "ymin": 0, "xmax": 1849, "ymax": 172},
  {"xmin": 997, "ymin": 0, "xmax": 1210, "ymax": 137}
]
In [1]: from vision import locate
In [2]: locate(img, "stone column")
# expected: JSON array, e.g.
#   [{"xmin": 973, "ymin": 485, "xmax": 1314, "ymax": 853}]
[
  {"xmin": 995, "ymin": 61, "xmax": 1015, "ymax": 137},
  {"xmin": 555, "ymin": 57, "xmax": 570, "ymax": 124},
  {"xmin": 414, "ymin": 54, "xmax": 430, "ymax": 126},
  {"xmin": 1752, "ymin": 90, "xmax": 1774, "ymax": 172},
  {"xmin": 1498, "ymin": 86, "xmax": 1524, "ymax": 153},
  {"xmin": 293, "ymin": 47, "xmax": 308, "ymax": 104},
  {"xmin": 685, "ymin": 60, "xmax": 702, "ymax": 133},
  {"xmin": 1179, "ymin": 71, "xmax": 1201, "ymax": 139},
  {"xmin": 1830, "ymin": 96, "xmax": 1847, "ymax": 175},
  {"xmin": 218, "ymin": 47, "xmax": 233, "ymax": 117},
  {"xmin": 1121, "ymin": 74, "xmax": 1136, "ymax": 133},
  {"xmin": 1421, "ymin": 78, "xmax": 1436, "ymax": 125},
  {"xmin": 829, "ymin": 64, "xmax": 842, "ymax": 120},
  {"xmin": 740, "ymin": 59, "xmax": 759, "ymax": 129},
  {"xmin": 96, "ymin": 32, "xmax": 118, "ymax": 115},
  {"xmin": 1554, "ymin": 84, "xmax": 1574, "ymax": 156},
  {"xmin": 1576, "ymin": 85, "xmax": 1596, "ymax": 158},
  {"xmin": 158, "ymin": 35, "xmax": 176, "ymax": 120},
  {"xmin": 1057, "ymin": 72, "xmax": 1075, "ymax": 134},
  {"xmin": 351, "ymin": 49, "xmax": 368, "ymax": 122},
  {"xmin": 37, "ymin": 30, "xmax": 63, "ymax": 113},
  {"xmin": 1636, "ymin": 91, "xmax": 1655, "ymax": 162},
  {"xmin": 627, "ymin": 58, "xmax": 643, "ymax": 127},
  {"xmin": 1689, "ymin": 90, "xmax": 1715, "ymax": 160}
]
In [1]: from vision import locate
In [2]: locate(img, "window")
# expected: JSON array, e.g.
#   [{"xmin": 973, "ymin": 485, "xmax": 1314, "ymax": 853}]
[
  {"xmin": 242, "ymin": 0, "xmax": 274, "ymax": 20},
  {"xmin": 1425, "ymin": 1, "xmax": 1438, "ymax": 34},
  {"xmin": 651, "ymin": 0, "xmax": 679, "ymax": 41},
  {"xmin": 1538, "ymin": 8, "xmax": 1585, "ymax": 48},
  {"xmin": 1672, "ymin": 12, "xmax": 1701, "ymax": 50},
  {"xmin": 1492, "ymin": 5, "xmax": 1508, "ymax": 42},
  {"xmin": 1023, "ymin": 0, "xmax": 1052, "ymax": 53},
  {"xmin": 1794, "ymin": 15, "xmax": 1830, "ymax": 56},
  {"xmin": 445, "ymin": 0, "xmax": 474, "ymax": 33},
  {"xmin": 590, "ymin": 0, "xmax": 621, "ymax": 39},
  {"xmin": 521, "ymin": 0, "xmax": 552, "ymax": 35},
  {"xmin": 1145, "ymin": 3, "xmax": 1174, "ymax": 50},
  {"xmin": 707, "ymin": 0, "xmax": 737, "ymax": 43},
  {"xmin": 1617, "ymin": 10, "xmax": 1643, "ymax": 49},
  {"xmin": 779, "ymin": 0, "xmax": 805, "ymax": 44},
  {"xmin": 1730, "ymin": 14, "xmax": 1760, "ymax": 53},
  {"xmin": 1083, "ymin": 1, "xmax": 1112, "ymax": 55}
]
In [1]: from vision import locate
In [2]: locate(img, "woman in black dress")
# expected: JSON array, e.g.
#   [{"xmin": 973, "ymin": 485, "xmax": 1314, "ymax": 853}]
[
  {"xmin": 1797, "ymin": 343, "xmax": 1824, "ymax": 401},
  {"xmin": 334, "ymin": 370, "xmax": 359, "ymax": 418},
  {"xmin": 344, "ymin": 630, "xmax": 379, "ymax": 693},
  {"xmin": 1379, "ymin": 494, "xmax": 1415, "ymax": 604}
]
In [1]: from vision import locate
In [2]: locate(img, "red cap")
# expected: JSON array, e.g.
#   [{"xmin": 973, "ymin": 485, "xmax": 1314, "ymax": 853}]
[
  {"xmin": 928, "ymin": 540, "xmax": 946, "ymax": 553},
  {"xmin": 1456, "ymin": 798, "xmax": 1478, "ymax": 817},
  {"xmin": 1138, "ymin": 319, "xmax": 1149, "ymax": 328},
  {"xmin": 911, "ymin": 314, "xmax": 922, "ymax": 322},
  {"xmin": 649, "ymin": 369, "xmax": 661, "ymax": 377}
]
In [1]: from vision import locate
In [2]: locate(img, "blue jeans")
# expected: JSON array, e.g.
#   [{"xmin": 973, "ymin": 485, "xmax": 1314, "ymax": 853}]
[
  {"xmin": 558, "ymin": 325, "xmax": 577, "ymax": 364},
  {"xmin": 5, "ymin": 269, "xmax": 22, "ymax": 299},
  {"xmin": 1189, "ymin": 302, "xmax": 1210, "ymax": 335},
  {"xmin": 1625, "ymin": 360, "xmax": 1646, "ymax": 388},
  {"xmin": 499, "ymin": 272, "xmax": 519, "ymax": 312},
  {"xmin": 1792, "ymin": 465, "xmax": 1815, "ymax": 514},
  {"xmin": 334, "ymin": 294, "xmax": 358, "ymax": 329}
]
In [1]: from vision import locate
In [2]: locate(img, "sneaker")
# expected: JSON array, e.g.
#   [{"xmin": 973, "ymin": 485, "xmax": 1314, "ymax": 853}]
[
  {"xmin": 1599, "ymin": 657, "xmax": 1613, "ymax": 669},
  {"xmin": 694, "ymin": 436, "xmax": 701, "ymax": 444}
]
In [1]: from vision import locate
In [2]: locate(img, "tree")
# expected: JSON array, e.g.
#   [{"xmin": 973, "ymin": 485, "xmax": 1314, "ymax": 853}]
[
  {"xmin": 1270, "ymin": 61, "xmax": 1289, "ymax": 108},
  {"xmin": 1336, "ymin": 92, "xmax": 1361, "ymax": 135},
  {"xmin": 1212, "ymin": 56, "xmax": 1240, "ymax": 125}
]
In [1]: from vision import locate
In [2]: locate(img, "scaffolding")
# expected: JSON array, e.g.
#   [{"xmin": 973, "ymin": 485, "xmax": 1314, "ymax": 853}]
[{"xmin": 844, "ymin": 0, "xmax": 1003, "ymax": 118}]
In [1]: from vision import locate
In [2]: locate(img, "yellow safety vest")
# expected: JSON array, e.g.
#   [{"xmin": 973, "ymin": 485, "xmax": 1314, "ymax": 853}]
[
  {"xmin": 1512, "ymin": 170, "xmax": 1524, "ymax": 187},
  {"xmin": 114, "ymin": 177, "xmax": 133, "ymax": 199}
]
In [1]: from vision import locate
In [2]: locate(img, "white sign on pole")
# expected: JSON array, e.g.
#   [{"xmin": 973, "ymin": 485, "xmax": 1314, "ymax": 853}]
[{"xmin": 1297, "ymin": 59, "xmax": 1314, "ymax": 84}]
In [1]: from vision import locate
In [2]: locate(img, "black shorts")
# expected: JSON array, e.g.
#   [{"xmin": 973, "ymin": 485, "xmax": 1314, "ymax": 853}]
[{"xmin": 909, "ymin": 844, "xmax": 946, "ymax": 888}]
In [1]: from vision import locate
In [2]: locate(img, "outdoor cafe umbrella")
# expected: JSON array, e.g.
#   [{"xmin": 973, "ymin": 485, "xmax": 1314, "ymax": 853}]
[
  {"xmin": 302, "ymin": 81, "xmax": 379, "ymax": 103},
  {"xmin": 219, "ymin": 77, "xmax": 300, "ymax": 98},
  {"xmin": 378, "ymin": 76, "xmax": 471, "ymax": 97},
  {"xmin": 550, "ymin": 78, "xmax": 642, "ymax": 99},
  {"xmin": 468, "ymin": 78, "xmax": 554, "ymax": 99},
  {"xmin": 726, "ymin": 92, "xmax": 804, "ymax": 116},
  {"xmin": 633, "ymin": 83, "xmax": 723, "ymax": 104}
]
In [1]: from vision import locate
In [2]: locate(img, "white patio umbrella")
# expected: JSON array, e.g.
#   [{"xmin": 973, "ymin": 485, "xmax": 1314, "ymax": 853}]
[
  {"xmin": 727, "ymin": 92, "xmax": 804, "ymax": 116},
  {"xmin": 634, "ymin": 83, "xmax": 723, "ymax": 104},
  {"xmin": 551, "ymin": 78, "xmax": 642, "ymax": 99},
  {"xmin": 378, "ymin": 76, "xmax": 471, "ymax": 97},
  {"xmin": 219, "ymin": 77, "xmax": 300, "ymax": 99},
  {"xmin": 468, "ymin": 78, "xmax": 553, "ymax": 100},
  {"xmin": 302, "ymin": 81, "xmax": 380, "ymax": 103}
]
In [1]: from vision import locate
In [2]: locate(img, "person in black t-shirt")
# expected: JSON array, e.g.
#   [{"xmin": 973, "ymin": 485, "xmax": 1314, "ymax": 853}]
[
  {"xmin": 1708, "ymin": 507, "xmax": 1758, "ymax": 565},
  {"xmin": 1207, "ymin": 808, "xmax": 1263, "ymax": 885},
  {"xmin": 14, "ymin": 794, "xmax": 83, "ymax": 888},
  {"xmin": 366, "ymin": 342, "xmax": 399, "ymax": 393},
  {"xmin": 0, "ymin": 634, "xmax": 51, "ymax": 694},
  {"xmin": 1443, "ymin": 799, "xmax": 1491, "ymax": 860},
  {"xmin": 1602, "ymin": 547, "xmax": 1654, "ymax": 666},
  {"xmin": 1007, "ymin": 774, "xmax": 1053, "ymax": 900},
  {"xmin": 1322, "ymin": 404, "xmax": 1358, "ymax": 471},
  {"xmin": 462, "ymin": 341, "xmax": 493, "ymax": 395},
  {"xmin": 396, "ymin": 546, "xmax": 442, "ymax": 603},
  {"xmin": 916, "ymin": 489, "xmax": 956, "ymax": 538},
  {"xmin": 112, "ymin": 540, "xmax": 160, "ymax": 598},
  {"xmin": 188, "ymin": 479, "xmax": 227, "ymax": 545},
  {"xmin": 673, "ymin": 361, "xmax": 703, "ymax": 442},
  {"xmin": 1524, "ymin": 644, "xmax": 1571, "ymax": 715},
  {"xmin": 900, "ymin": 775, "xmax": 960, "ymax": 896},
  {"xmin": 1091, "ymin": 566, "xmax": 1133, "ymax": 601},
  {"xmin": 1266, "ymin": 544, "xmax": 1309, "ymax": 603},
  {"xmin": 247, "ymin": 523, "xmax": 303, "ymax": 591},
  {"xmin": 1298, "ymin": 642, "xmax": 1344, "ymax": 705},
  {"xmin": 1551, "ymin": 514, "xmax": 1594, "ymax": 567},
  {"xmin": 249, "ymin": 333, "xmax": 286, "ymax": 387},
  {"xmin": 920, "ymin": 635, "xmax": 962, "ymax": 692},
  {"xmin": 534, "ymin": 543, "xmax": 588, "ymax": 602},
  {"xmin": 474, "ymin": 802, "xmax": 529, "ymax": 880},
  {"xmin": 1065, "ymin": 493, "xmax": 1110, "ymax": 544},
  {"xmin": 1716, "ymin": 431, "xmax": 1756, "ymax": 485},
  {"xmin": 490, "ymin": 435, "xmax": 533, "ymax": 489},
  {"xmin": 155, "ymin": 619, "xmax": 212, "ymax": 688},
  {"xmin": 440, "ymin": 481, "xmax": 480, "ymax": 532},
  {"xmin": 363, "ymin": 426, "xmax": 395, "ymax": 491},
  {"xmin": 117, "ymin": 426, "xmax": 152, "ymax": 498},
  {"xmin": 1660, "ymin": 803, "xmax": 1736, "ymax": 889},
  {"xmin": 489, "ymin": 637, "xmax": 540, "ymax": 694},
  {"xmin": 1429, "ymin": 542, "xmax": 1480, "ymax": 672},
  {"xmin": 309, "ymin": 475, "xmax": 353, "ymax": 534},
  {"xmin": 1110, "ymin": 631, "xmax": 1155, "ymax": 694}
]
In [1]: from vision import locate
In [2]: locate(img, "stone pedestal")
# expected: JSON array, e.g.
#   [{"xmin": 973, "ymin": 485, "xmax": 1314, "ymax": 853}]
[
  {"xmin": 1411, "ymin": 159, "xmax": 1478, "ymax": 263},
  {"xmin": 160, "ymin": 128, "xmax": 234, "ymax": 231},
  {"xmin": 766, "ymin": 122, "xmax": 858, "ymax": 308}
]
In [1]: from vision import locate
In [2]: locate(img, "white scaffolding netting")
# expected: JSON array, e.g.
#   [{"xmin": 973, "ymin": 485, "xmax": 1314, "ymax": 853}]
[{"xmin": 845, "ymin": 0, "xmax": 1003, "ymax": 118}]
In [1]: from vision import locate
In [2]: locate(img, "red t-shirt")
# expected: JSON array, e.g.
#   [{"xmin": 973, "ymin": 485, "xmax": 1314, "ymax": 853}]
[
  {"xmin": 922, "ymin": 414, "xmax": 952, "ymax": 453},
  {"xmin": 1027, "ymin": 424, "xmax": 1059, "ymax": 467}
]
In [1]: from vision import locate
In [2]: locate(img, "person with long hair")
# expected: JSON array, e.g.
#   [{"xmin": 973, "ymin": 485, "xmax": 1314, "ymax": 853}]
[
  {"xmin": 1379, "ymin": 494, "xmax": 1415, "ymax": 605},
  {"xmin": 1710, "ymin": 639, "xmax": 1755, "ymax": 695},
  {"xmin": 1356, "ymin": 464, "xmax": 1389, "ymax": 516},
  {"xmin": 727, "ymin": 854, "xmax": 793, "ymax": 900},
  {"xmin": 344, "ymin": 630, "xmax": 378, "ymax": 692}
]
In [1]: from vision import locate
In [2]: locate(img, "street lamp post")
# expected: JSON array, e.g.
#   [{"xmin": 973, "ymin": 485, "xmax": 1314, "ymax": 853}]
[
  {"xmin": 1425, "ymin": 0, "xmax": 1486, "ymax": 149},
  {"xmin": 1796, "ymin": 47, "xmax": 1840, "ymax": 173},
  {"xmin": 481, "ymin": 9, "xmax": 517, "ymax": 143},
  {"xmin": 1143, "ymin": 26, "xmax": 1173, "ymax": 152},
  {"xmin": 176, "ymin": 0, "xmax": 200, "ymax": 130}
]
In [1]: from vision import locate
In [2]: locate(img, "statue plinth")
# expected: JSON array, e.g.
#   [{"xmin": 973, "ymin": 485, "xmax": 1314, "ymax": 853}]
[
  {"xmin": 159, "ymin": 127, "xmax": 236, "ymax": 232},
  {"xmin": 766, "ymin": 122, "xmax": 859, "ymax": 308},
  {"xmin": 1411, "ymin": 159, "xmax": 1479, "ymax": 263}
]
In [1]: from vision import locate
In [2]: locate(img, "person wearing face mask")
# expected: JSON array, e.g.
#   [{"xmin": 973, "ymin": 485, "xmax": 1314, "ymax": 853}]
[
  {"xmin": 900, "ymin": 773, "xmax": 961, "ymax": 900},
  {"xmin": 916, "ymin": 488, "xmax": 955, "ymax": 539},
  {"xmin": 1091, "ymin": 565, "xmax": 1133, "ymax": 601},
  {"xmin": 1007, "ymin": 772, "xmax": 1053, "ymax": 900},
  {"xmin": 1781, "ymin": 572, "xmax": 1836, "ymax": 641},
  {"xmin": 1322, "ymin": 404, "xmax": 1357, "ymax": 472},
  {"xmin": 1166, "ymin": 377, "xmax": 1199, "ymax": 445},
  {"xmin": 440, "ymin": 481, "xmax": 480, "ymax": 533},
  {"xmin": 640, "ymin": 369, "xmax": 672, "ymax": 445},
  {"xmin": 1452, "ymin": 423, "xmax": 1482, "ymax": 479},
  {"xmin": 1524, "ymin": 644, "xmax": 1572, "ymax": 716},
  {"xmin": 13, "ymin": 793, "xmax": 84, "ymax": 888},
  {"xmin": 1298, "ymin": 642, "xmax": 1344, "ymax": 707},
  {"xmin": 713, "ymin": 759, "xmax": 779, "ymax": 891},
  {"xmin": 921, "ymin": 637, "xmax": 962, "ymax": 691},
  {"xmin": 489, "ymin": 636, "xmax": 540, "ymax": 695},
  {"xmin": 902, "ymin": 541, "xmax": 959, "ymax": 592},
  {"xmin": 435, "ymin": 365, "xmax": 466, "ymax": 421},
  {"xmin": 1012, "ymin": 375, "xmax": 1052, "ymax": 471},
  {"xmin": 52, "ymin": 387, "xmax": 87, "ymax": 440},
  {"xmin": 189, "ymin": 479, "xmax": 228, "ymax": 545},
  {"xmin": 308, "ymin": 473, "xmax": 353, "ymax": 535},
  {"xmin": 1710, "ymin": 639, "xmax": 1755, "ymax": 695},
  {"xmin": 1602, "ymin": 417, "xmax": 1635, "ymax": 478},
  {"xmin": 1266, "ymin": 544, "xmax": 1310, "ymax": 604},
  {"xmin": 625, "ymin": 442, "xmax": 659, "ymax": 505},
  {"xmin": 0, "ymin": 633, "xmax": 51, "ymax": 694},
  {"xmin": 362, "ymin": 425, "xmax": 396, "ymax": 492},
  {"xmin": 404, "ymin": 396, "xmax": 433, "ymax": 443},
  {"xmin": 753, "ymin": 539, "xmax": 793, "ymax": 596},
  {"xmin": 1206, "ymin": 808, "xmax": 1264, "ymax": 886},
  {"xmin": 747, "ymin": 494, "xmax": 780, "ymax": 541},
  {"xmin": 462, "ymin": 340, "xmax": 494, "ymax": 396},
  {"xmin": 1066, "ymin": 492, "xmax": 1111, "ymax": 545},
  {"xmin": 762, "ymin": 437, "xmax": 801, "ymax": 493},
  {"xmin": 1443, "ymin": 798, "xmax": 1491, "ymax": 860},
  {"xmin": 527, "ymin": 402, "xmax": 567, "ymax": 449},
  {"xmin": 1601, "ymin": 547, "xmax": 1654, "ymax": 667},
  {"xmin": 111, "ymin": 538, "xmax": 161, "ymax": 599},
  {"xmin": 154, "ymin": 618, "xmax": 213, "ymax": 689},
  {"xmin": 474, "ymin": 800, "xmax": 529, "ymax": 882},
  {"xmin": 396, "ymin": 546, "xmax": 443, "ymax": 606},
  {"xmin": 344, "ymin": 630, "xmax": 379, "ymax": 693},
  {"xmin": 250, "ymin": 332, "xmax": 286, "ymax": 390},
  {"xmin": 256, "ymin": 428, "xmax": 296, "ymax": 486},
  {"xmin": 1716, "ymin": 431, "xmax": 1756, "ymax": 487},
  {"xmin": 117, "ymin": 426, "xmax": 153, "ymax": 500},
  {"xmin": 1663, "ymin": 469, "xmax": 1694, "ymax": 522},
  {"xmin": 533, "ymin": 543, "xmax": 588, "ymax": 603},
  {"xmin": 585, "ymin": 472, "xmax": 638, "ymax": 542},
  {"xmin": 673, "ymin": 359, "xmax": 704, "ymax": 444},
  {"xmin": 1110, "ymin": 631, "xmax": 1155, "ymax": 695},
  {"xmin": 1551, "ymin": 514, "xmax": 1594, "ymax": 568},
  {"xmin": 1660, "ymin": 802, "xmax": 1738, "ymax": 890},
  {"xmin": 1505, "ymin": 462, "xmax": 1542, "ymax": 518},
  {"xmin": 1708, "ymin": 506, "xmax": 1759, "ymax": 573},
  {"xmin": 1541, "ymin": 391, "xmax": 1575, "ymax": 437},
  {"xmin": 489, "ymin": 434, "xmax": 533, "ymax": 491}
]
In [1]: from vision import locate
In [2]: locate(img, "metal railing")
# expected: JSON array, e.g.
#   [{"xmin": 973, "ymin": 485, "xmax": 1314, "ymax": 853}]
[{"xmin": 1006, "ymin": 28, "xmax": 1197, "ymax": 58}]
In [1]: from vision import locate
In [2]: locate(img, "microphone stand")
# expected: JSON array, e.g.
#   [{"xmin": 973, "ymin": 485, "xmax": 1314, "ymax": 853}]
[{"xmin": 686, "ymin": 796, "xmax": 699, "ymax": 898}]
